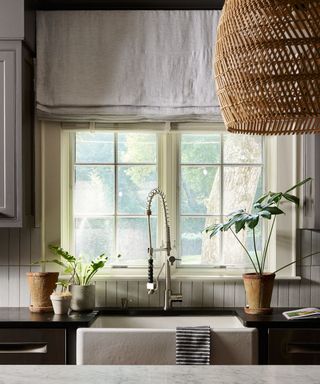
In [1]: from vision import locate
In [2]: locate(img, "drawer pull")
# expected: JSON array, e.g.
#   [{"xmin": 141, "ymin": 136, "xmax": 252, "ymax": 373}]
[
  {"xmin": 287, "ymin": 342, "xmax": 320, "ymax": 354},
  {"xmin": 0, "ymin": 343, "xmax": 47, "ymax": 354}
]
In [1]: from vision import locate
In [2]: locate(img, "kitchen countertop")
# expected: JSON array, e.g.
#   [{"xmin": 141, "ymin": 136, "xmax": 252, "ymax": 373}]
[
  {"xmin": 0, "ymin": 365, "xmax": 318, "ymax": 383},
  {"xmin": 236, "ymin": 307, "xmax": 320, "ymax": 328},
  {"xmin": 0, "ymin": 306, "xmax": 319, "ymax": 328},
  {"xmin": 0, "ymin": 308, "xmax": 98, "ymax": 328}
]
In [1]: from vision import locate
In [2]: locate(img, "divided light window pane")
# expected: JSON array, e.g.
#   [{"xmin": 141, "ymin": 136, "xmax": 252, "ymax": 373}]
[
  {"xmin": 73, "ymin": 132, "xmax": 158, "ymax": 264},
  {"xmin": 179, "ymin": 133, "xmax": 263, "ymax": 268}
]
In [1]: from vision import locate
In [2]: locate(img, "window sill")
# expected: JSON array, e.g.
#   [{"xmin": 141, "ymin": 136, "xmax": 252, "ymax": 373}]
[{"xmin": 89, "ymin": 274, "xmax": 302, "ymax": 282}]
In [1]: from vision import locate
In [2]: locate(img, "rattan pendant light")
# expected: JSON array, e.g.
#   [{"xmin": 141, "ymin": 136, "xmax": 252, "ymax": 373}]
[{"xmin": 214, "ymin": 0, "xmax": 320, "ymax": 135}]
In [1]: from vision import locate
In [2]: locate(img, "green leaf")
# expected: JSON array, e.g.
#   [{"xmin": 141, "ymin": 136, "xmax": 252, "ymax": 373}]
[
  {"xmin": 263, "ymin": 206, "xmax": 284, "ymax": 215},
  {"xmin": 227, "ymin": 209, "xmax": 245, "ymax": 217},
  {"xmin": 49, "ymin": 245, "xmax": 77, "ymax": 263},
  {"xmin": 224, "ymin": 216, "xmax": 241, "ymax": 231},
  {"xmin": 209, "ymin": 224, "xmax": 224, "ymax": 238},
  {"xmin": 283, "ymin": 193, "xmax": 299, "ymax": 205},
  {"xmin": 255, "ymin": 192, "xmax": 270, "ymax": 204},
  {"xmin": 259, "ymin": 210, "xmax": 272, "ymax": 219},
  {"xmin": 235, "ymin": 219, "xmax": 246, "ymax": 233},
  {"xmin": 248, "ymin": 215, "xmax": 259, "ymax": 229},
  {"xmin": 204, "ymin": 224, "xmax": 217, "ymax": 233},
  {"xmin": 267, "ymin": 192, "xmax": 282, "ymax": 204}
]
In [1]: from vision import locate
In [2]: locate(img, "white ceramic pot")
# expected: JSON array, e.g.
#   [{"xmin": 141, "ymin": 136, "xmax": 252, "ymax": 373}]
[
  {"xmin": 50, "ymin": 294, "xmax": 72, "ymax": 315},
  {"xmin": 70, "ymin": 284, "xmax": 95, "ymax": 312}
]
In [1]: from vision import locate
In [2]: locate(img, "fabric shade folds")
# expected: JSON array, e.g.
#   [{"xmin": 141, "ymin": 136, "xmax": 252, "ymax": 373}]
[{"xmin": 36, "ymin": 10, "xmax": 222, "ymax": 122}]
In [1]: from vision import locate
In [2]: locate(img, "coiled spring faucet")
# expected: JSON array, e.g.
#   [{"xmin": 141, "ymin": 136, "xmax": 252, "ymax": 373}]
[{"xmin": 146, "ymin": 188, "xmax": 182, "ymax": 310}]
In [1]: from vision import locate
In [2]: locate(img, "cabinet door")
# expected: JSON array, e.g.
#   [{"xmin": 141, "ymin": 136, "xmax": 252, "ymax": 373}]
[
  {"xmin": 0, "ymin": 328, "xmax": 66, "ymax": 364},
  {"xmin": 0, "ymin": 0, "xmax": 24, "ymax": 40},
  {"xmin": 269, "ymin": 328, "xmax": 320, "ymax": 364},
  {"xmin": 0, "ymin": 42, "xmax": 22, "ymax": 226}
]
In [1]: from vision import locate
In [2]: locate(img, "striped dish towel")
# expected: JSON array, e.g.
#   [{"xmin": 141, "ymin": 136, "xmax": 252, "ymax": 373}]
[{"xmin": 176, "ymin": 326, "xmax": 211, "ymax": 365}]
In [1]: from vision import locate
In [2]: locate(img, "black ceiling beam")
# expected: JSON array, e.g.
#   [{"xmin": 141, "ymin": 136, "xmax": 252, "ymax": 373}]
[{"xmin": 35, "ymin": 0, "xmax": 224, "ymax": 10}]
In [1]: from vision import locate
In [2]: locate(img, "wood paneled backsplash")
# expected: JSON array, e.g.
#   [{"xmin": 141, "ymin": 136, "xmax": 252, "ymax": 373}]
[{"xmin": 0, "ymin": 225, "xmax": 319, "ymax": 308}]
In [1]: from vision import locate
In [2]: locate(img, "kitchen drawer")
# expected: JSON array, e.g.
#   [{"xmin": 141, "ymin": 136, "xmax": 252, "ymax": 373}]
[
  {"xmin": 269, "ymin": 328, "xmax": 320, "ymax": 365},
  {"xmin": 0, "ymin": 328, "xmax": 66, "ymax": 364}
]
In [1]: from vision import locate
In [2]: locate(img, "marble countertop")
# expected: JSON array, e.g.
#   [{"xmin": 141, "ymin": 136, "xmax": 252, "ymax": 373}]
[{"xmin": 0, "ymin": 365, "xmax": 318, "ymax": 384}]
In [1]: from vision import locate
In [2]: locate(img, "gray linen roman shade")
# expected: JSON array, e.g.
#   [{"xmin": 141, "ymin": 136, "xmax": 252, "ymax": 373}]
[{"xmin": 36, "ymin": 11, "xmax": 222, "ymax": 122}]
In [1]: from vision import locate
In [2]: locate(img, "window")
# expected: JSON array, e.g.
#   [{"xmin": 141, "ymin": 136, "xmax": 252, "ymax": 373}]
[
  {"xmin": 41, "ymin": 121, "xmax": 301, "ymax": 278},
  {"xmin": 178, "ymin": 133, "xmax": 263, "ymax": 268},
  {"xmin": 66, "ymin": 128, "xmax": 264, "ymax": 270},
  {"xmin": 72, "ymin": 132, "xmax": 158, "ymax": 266}
]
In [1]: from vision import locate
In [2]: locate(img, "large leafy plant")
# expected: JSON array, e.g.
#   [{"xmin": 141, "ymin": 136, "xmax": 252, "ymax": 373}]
[
  {"xmin": 47, "ymin": 245, "xmax": 108, "ymax": 285},
  {"xmin": 205, "ymin": 178, "xmax": 312, "ymax": 275}
]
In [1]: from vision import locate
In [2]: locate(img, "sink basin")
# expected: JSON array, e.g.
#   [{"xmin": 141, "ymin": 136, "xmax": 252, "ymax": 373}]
[
  {"xmin": 77, "ymin": 314, "xmax": 258, "ymax": 365},
  {"xmin": 91, "ymin": 315, "xmax": 244, "ymax": 329}
]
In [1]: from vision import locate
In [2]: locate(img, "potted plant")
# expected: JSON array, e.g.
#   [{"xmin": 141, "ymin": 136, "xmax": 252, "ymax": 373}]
[
  {"xmin": 50, "ymin": 281, "xmax": 72, "ymax": 315},
  {"xmin": 205, "ymin": 177, "xmax": 312, "ymax": 315},
  {"xmin": 45, "ymin": 245, "xmax": 109, "ymax": 312}
]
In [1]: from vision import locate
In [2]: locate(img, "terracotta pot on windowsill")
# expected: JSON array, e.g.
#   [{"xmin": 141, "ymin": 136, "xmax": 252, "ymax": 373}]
[{"xmin": 243, "ymin": 272, "xmax": 275, "ymax": 315}]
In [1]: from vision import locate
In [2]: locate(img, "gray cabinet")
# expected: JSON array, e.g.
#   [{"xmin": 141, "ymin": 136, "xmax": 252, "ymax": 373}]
[
  {"xmin": 0, "ymin": 1, "xmax": 35, "ymax": 228},
  {"xmin": 0, "ymin": 41, "xmax": 23, "ymax": 226},
  {"xmin": 0, "ymin": 40, "xmax": 34, "ymax": 227},
  {"xmin": 0, "ymin": 0, "xmax": 24, "ymax": 40},
  {"xmin": 0, "ymin": 43, "xmax": 21, "ymax": 220},
  {"xmin": 0, "ymin": 328, "xmax": 66, "ymax": 364}
]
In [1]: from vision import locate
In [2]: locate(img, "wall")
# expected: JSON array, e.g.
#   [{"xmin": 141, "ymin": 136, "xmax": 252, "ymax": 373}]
[
  {"xmin": 0, "ymin": 218, "xmax": 41, "ymax": 307},
  {"xmin": 0, "ymin": 226, "xmax": 319, "ymax": 308}
]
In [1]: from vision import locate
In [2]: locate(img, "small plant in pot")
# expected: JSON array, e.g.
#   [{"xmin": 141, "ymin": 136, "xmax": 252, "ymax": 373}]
[
  {"xmin": 50, "ymin": 281, "xmax": 72, "ymax": 315},
  {"xmin": 205, "ymin": 177, "xmax": 312, "ymax": 315},
  {"xmin": 46, "ymin": 245, "xmax": 109, "ymax": 312}
]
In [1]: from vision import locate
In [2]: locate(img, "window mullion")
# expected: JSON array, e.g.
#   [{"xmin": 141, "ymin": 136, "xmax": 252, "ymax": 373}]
[
  {"xmin": 220, "ymin": 133, "xmax": 224, "ymax": 266},
  {"xmin": 114, "ymin": 133, "xmax": 118, "ymax": 258},
  {"xmin": 157, "ymin": 132, "xmax": 166, "ymax": 265},
  {"xmin": 169, "ymin": 133, "xmax": 179, "ymax": 272}
]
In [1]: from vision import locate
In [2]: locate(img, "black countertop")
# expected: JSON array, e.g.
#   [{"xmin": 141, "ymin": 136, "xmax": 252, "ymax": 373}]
[
  {"xmin": 1, "ymin": 307, "xmax": 320, "ymax": 329},
  {"xmin": 236, "ymin": 307, "xmax": 320, "ymax": 328},
  {"xmin": 0, "ymin": 308, "xmax": 98, "ymax": 328}
]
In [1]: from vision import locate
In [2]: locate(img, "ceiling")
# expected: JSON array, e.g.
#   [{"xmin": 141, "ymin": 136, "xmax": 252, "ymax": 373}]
[{"xmin": 33, "ymin": 0, "xmax": 224, "ymax": 10}]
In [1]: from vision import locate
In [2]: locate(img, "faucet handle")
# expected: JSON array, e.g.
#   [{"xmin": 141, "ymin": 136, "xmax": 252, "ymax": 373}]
[
  {"xmin": 168, "ymin": 255, "xmax": 182, "ymax": 265},
  {"xmin": 168, "ymin": 255, "xmax": 175, "ymax": 265}
]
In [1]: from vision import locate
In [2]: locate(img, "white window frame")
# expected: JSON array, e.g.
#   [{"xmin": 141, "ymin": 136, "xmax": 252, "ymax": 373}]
[{"xmin": 39, "ymin": 120, "xmax": 303, "ymax": 280}]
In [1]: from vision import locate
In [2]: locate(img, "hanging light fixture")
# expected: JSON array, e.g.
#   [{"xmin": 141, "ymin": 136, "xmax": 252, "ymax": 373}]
[{"xmin": 214, "ymin": 0, "xmax": 320, "ymax": 135}]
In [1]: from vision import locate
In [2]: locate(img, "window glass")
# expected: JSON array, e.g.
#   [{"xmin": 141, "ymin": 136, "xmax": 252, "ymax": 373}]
[
  {"xmin": 76, "ymin": 132, "xmax": 114, "ymax": 163},
  {"xmin": 179, "ymin": 133, "xmax": 264, "ymax": 267},
  {"xmin": 71, "ymin": 130, "xmax": 264, "ymax": 269},
  {"xmin": 73, "ymin": 132, "xmax": 158, "ymax": 264}
]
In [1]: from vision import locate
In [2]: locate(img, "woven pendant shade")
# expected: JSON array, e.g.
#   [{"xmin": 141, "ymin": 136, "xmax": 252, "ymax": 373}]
[{"xmin": 214, "ymin": 0, "xmax": 320, "ymax": 135}]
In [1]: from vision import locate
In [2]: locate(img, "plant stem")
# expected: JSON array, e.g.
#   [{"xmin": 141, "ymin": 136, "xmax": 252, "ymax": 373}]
[
  {"xmin": 262, "ymin": 214, "xmax": 276, "ymax": 272},
  {"xmin": 273, "ymin": 250, "xmax": 320, "ymax": 274},
  {"xmin": 230, "ymin": 228, "xmax": 258, "ymax": 274},
  {"xmin": 252, "ymin": 227, "xmax": 262, "ymax": 274}
]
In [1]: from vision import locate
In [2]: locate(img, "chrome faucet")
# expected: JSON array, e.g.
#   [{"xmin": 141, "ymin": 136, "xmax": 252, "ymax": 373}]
[{"xmin": 146, "ymin": 188, "xmax": 183, "ymax": 310}]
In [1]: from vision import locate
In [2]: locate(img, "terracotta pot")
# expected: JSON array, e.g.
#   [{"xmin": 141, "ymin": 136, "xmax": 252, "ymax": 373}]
[
  {"xmin": 70, "ymin": 284, "xmax": 95, "ymax": 312},
  {"xmin": 243, "ymin": 272, "xmax": 275, "ymax": 315},
  {"xmin": 27, "ymin": 272, "xmax": 59, "ymax": 313}
]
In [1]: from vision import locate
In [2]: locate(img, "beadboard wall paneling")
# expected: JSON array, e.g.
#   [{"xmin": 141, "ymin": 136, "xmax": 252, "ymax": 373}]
[
  {"xmin": 0, "ymin": 218, "xmax": 41, "ymax": 307},
  {"xmin": 0, "ymin": 228, "xmax": 320, "ymax": 308}
]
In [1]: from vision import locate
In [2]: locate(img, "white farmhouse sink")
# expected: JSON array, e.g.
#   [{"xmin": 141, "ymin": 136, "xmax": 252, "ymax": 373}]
[
  {"xmin": 77, "ymin": 315, "xmax": 258, "ymax": 365},
  {"xmin": 91, "ymin": 315, "xmax": 244, "ymax": 329}
]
